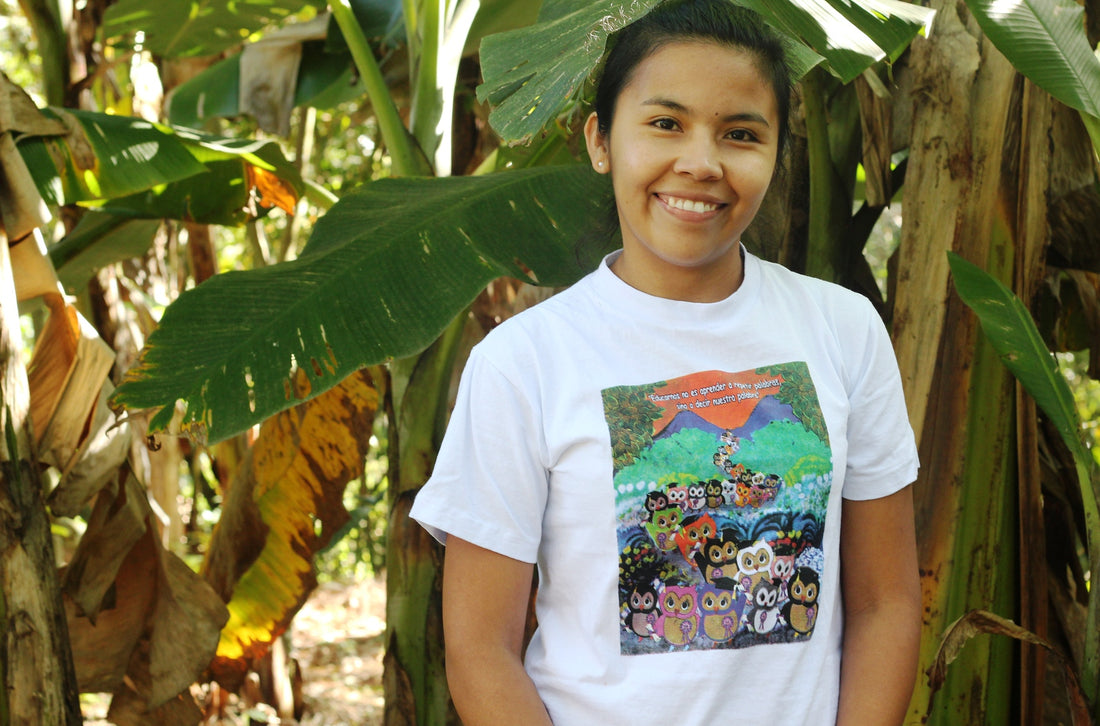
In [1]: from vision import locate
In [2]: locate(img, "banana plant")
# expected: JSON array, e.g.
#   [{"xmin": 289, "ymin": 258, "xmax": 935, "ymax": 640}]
[{"xmin": 947, "ymin": 251, "xmax": 1099, "ymax": 723}]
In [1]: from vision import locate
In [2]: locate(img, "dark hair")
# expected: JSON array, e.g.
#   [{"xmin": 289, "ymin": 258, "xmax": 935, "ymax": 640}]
[{"xmin": 594, "ymin": 0, "xmax": 793, "ymax": 159}]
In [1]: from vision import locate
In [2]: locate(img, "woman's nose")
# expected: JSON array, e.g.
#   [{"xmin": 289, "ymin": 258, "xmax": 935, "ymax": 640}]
[{"xmin": 673, "ymin": 135, "xmax": 722, "ymax": 179}]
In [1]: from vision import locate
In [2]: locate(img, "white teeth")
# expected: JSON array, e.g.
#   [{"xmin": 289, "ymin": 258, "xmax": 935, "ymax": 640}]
[{"xmin": 665, "ymin": 196, "xmax": 718, "ymax": 213}]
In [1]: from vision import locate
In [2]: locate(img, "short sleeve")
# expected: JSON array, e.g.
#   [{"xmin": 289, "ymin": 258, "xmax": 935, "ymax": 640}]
[
  {"xmin": 841, "ymin": 300, "xmax": 919, "ymax": 500},
  {"xmin": 409, "ymin": 346, "xmax": 548, "ymax": 563}
]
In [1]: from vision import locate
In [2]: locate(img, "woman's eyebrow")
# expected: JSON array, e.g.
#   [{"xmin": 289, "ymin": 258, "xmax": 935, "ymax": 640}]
[{"xmin": 641, "ymin": 96, "xmax": 770, "ymax": 126}]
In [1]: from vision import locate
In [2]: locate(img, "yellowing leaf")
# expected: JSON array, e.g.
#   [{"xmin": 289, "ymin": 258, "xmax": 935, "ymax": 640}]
[
  {"xmin": 248, "ymin": 164, "xmax": 299, "ymax": 214},
  {"xmin": 203, "ymin": 367, "xmax": 382, "ymax": 688}
]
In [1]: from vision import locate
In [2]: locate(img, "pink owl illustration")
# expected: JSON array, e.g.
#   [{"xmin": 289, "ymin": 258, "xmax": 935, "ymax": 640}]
[
  {"xmin": 656, "ymin": 585, "xmax": 699, "ymax": 646},
  {"xmin": 666, "ymin": 485, "xmax": 689, "ymax": 510}
]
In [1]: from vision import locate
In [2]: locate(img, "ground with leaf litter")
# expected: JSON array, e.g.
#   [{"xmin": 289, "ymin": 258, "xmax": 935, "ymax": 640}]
[{"xmin": 82, "ymin": 576, "xmax": 386, "ymax": 725}]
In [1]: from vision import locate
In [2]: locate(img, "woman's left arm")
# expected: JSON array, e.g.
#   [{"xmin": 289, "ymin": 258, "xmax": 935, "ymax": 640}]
[{"xmin": 836, "ymin": 484, "xmax": 922, "ymax": 726}]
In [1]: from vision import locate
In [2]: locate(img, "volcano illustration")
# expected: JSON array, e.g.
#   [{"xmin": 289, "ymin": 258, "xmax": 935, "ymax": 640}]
[{"xmin": 653, "ymin": 395, "xmax": 798, "ymax": 442}]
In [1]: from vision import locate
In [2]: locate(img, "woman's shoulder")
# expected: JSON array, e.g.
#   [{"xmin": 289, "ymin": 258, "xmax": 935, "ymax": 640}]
[
  {"xmin": 468, "ymin": 273, "xmax": 599, "ymax": 368},
  {"xmin": 753, "ymin": 254, "xmax": 877, "ymax": 317}
]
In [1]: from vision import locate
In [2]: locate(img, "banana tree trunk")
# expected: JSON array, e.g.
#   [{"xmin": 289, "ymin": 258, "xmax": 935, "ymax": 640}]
[
  {"xmin": 383, "ymin": 314, "xmax": 468, "ymax": 726},
  {"xmin": 16, "ymin": 0, "xmax": 69, "ymax": 107},
  {"xmin": 894, "ymin": 4, "xmax": 1054, "ymax": 722},
  {"xmin": 0, "ymin": 238, "xmax": 82, "ymax": 726}
]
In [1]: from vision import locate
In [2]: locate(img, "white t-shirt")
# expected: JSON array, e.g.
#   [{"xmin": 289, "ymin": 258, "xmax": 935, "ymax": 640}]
[{"xmin": 410, "ymin": 249, "xmax": 918, "ymax": 725}]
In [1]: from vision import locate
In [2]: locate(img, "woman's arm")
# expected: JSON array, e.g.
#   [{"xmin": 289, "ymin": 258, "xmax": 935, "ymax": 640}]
[
  {"xmin": 442, "ymin": 536, "xmax": 553, "ymax": 726},
  {"xmin": 836, "ymin": 485, "xmax": 922, "ymax": 726}
]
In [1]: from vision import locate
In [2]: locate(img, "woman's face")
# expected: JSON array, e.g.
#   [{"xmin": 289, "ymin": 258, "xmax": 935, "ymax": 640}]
[{"xmin": 584, "ymin": 41, "xmax": 779, "ymax": 301}]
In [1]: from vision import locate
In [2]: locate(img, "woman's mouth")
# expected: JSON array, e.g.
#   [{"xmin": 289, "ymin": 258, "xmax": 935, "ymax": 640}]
[{"xmin": 658, "ymin": 194, "xmax": 722, "ymax": 213}]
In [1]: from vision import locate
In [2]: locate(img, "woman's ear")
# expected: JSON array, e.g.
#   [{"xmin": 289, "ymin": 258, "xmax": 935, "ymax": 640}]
[{"xmin": 584, "ymin": 112, "xmax": 610, "ymax": 174}]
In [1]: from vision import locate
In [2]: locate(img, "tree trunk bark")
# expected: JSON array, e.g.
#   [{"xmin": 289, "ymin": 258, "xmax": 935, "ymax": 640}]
[
  {"xmin": 0, "ymin": 237, "xmax": 81, "ymax": 726},
  {"xmin": 894, "ymin": 4, "xmax": 1055, "ymax": 722}
]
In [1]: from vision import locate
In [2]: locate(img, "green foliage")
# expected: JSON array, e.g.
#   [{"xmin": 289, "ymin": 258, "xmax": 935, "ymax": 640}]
[
  {"xmin": 102, "ymin": 0, "xmax": 316, "ymax": 59},
  {"xmin": 1061, "ymin": 351, "xmax": 1100, "ymax": 468},
  {"xmin": 111, "ymin": 165, "xmax": 611, "ymax": 443},
  {"xmin": 477, "ymin": 0, "xmax": 932, "ymax": 145},
  {"xmin": 758, "ymin": 361, "xmax": 829, "ymax": 445},
  {"xmin": 20, "ymin": 110, "xmax": 205, "ymax": 205},
  {"xmin": 19, "ymin": 111, "xmax": 303, "ymax": 224},
  {"xmin": 0, "ymin": 0, "xmax": 41, "ymax": 102},
  {"xmin": 602, "ymin": 383, "xmax": 665, "ymax": 471},
  {"xmin": 733, "ymin": 419, "xmax": 831, "ymax": 484},
  {"xmin": 615, "ymin": 428, "xmax": 722, "ymax": 489},
  {"xmin": 50, "ymin": 213, "xmax": 162, "ymax": 293},
  {"xmin": 962, "ymin": 0, "xmax": 1100, "ymax": 119}
]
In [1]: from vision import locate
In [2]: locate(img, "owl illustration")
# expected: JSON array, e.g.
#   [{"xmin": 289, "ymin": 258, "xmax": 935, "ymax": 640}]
[
  {"xmin": 699, "ymin": 585, "xmax": 743, "ymax": 643},
  {"xmin": 770, "ymin": 542, "xmax": 797, "ymax": 598},
  {"xmin": 732, "ymin": 477, "xmax": 754, "ymax": 508},
  {"xmin": 735, "ymin": 539, "xmax": 775, "ymax": 595},
  {"xmin": 693, "ymin": 530, "xmax": 739, "ymax": 589},
  {"xmin": 746, "ymin": 578, "xmax": 782, "ymax": 634},
  {"xmin": 666, "ymin": 485, "xmax": 689, "ymax": 510},
  {"xmin": 624, "ymin": 583, "xmax": 660, "ymax": 639},
  {"xmin": 674, "ymin": 513, "xmax": 717, "ymax": 563},
  {"xmin": 721, "ymin": 479, "xmax": 738, "ymax": 506},
  {"xmin": 643, "ymin": 490, "xmax": 669, "ymax": 522},
  {"xmin": 704, "ymin": 479, "xmax": 725, "ymax": 509},
  {"xmin": 656, "ymin": 585, "xmax": 699, "ymax": 646},
  {"xmin": 643, "ymin": 507, "xmax": 682, "ymax": 552},
  {"xmin": 686, "ymin": 482, "xmax": 707, "ymax": 511},
  {"xmin": 781, "ymin": 567, "xmax": 820, "ymax": 636}
]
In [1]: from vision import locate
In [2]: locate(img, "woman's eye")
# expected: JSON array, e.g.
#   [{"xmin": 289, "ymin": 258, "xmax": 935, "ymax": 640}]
[
  {"xmin": 726, "ymin": 128, "xmax": 756, "ymax": 142},
  {"xmin": 653, "ymin": 118, "xmax": 678, "ymax": 131}
]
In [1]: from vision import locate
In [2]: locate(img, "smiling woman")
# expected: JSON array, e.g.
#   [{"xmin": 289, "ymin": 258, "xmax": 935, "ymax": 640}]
[
  {"xmin": 584, "ymin": 41, "xmax": 780, "ymax": 302},
  {"xmin": 409, "ymin": 2, "xmax": 922, "ymax": 725}
]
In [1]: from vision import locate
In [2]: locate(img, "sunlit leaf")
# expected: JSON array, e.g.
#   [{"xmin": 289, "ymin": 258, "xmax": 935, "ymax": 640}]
[
  {"xmin": 102, "ymin": 0, "xmax": 312, "ymax": 59},
  {"xmin": 111, "ymin": 163, "xmax": 609, "ymax": 443},
  {"xmin": 202, "ymin": 369, "xmax": 380, "ymax": 687},
  {"xmin": 477, "ymin": 0, "xmax": 933, "ymax": 144},
  {"xmin": 963, "ymin": 0, "xmax": 1100, "ymax": 119},
  {"xmin": 17, "ymin": 110, "xmax": 303, "ymax": 225},
  {"xmin": 17, "ymin": 110, "xmax": 207, "ymax": 206}
]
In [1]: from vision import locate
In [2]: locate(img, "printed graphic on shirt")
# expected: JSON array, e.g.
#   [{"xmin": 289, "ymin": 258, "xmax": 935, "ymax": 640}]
[{"xmin": 603, "ymin": 363, "xmax": 832, "ymax": 655}]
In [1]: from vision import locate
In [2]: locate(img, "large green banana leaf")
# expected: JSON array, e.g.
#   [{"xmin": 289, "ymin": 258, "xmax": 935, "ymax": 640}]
[
  {"xmin": 18, "ymin": 110, "xmax": 303, "ymax": 224},
  {"xmin": 963, "ymin": 0, "xmax": 1100, "ymax": 120},
  {"xmin": 478, "ymin": 0, "xmax": 934, "ymax": 145},
  {"xmin": 101, "ymin": 0, "xmax": 315, "ymax": 59},
  {"xmin": 110, "ymin": 163, "xmax": 610, "ymax": 443}
]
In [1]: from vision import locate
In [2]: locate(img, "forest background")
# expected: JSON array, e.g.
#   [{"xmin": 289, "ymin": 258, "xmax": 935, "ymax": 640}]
[{"xmin": 3, "ymin": 0, "xmax": 1100, "ymax": 724}]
